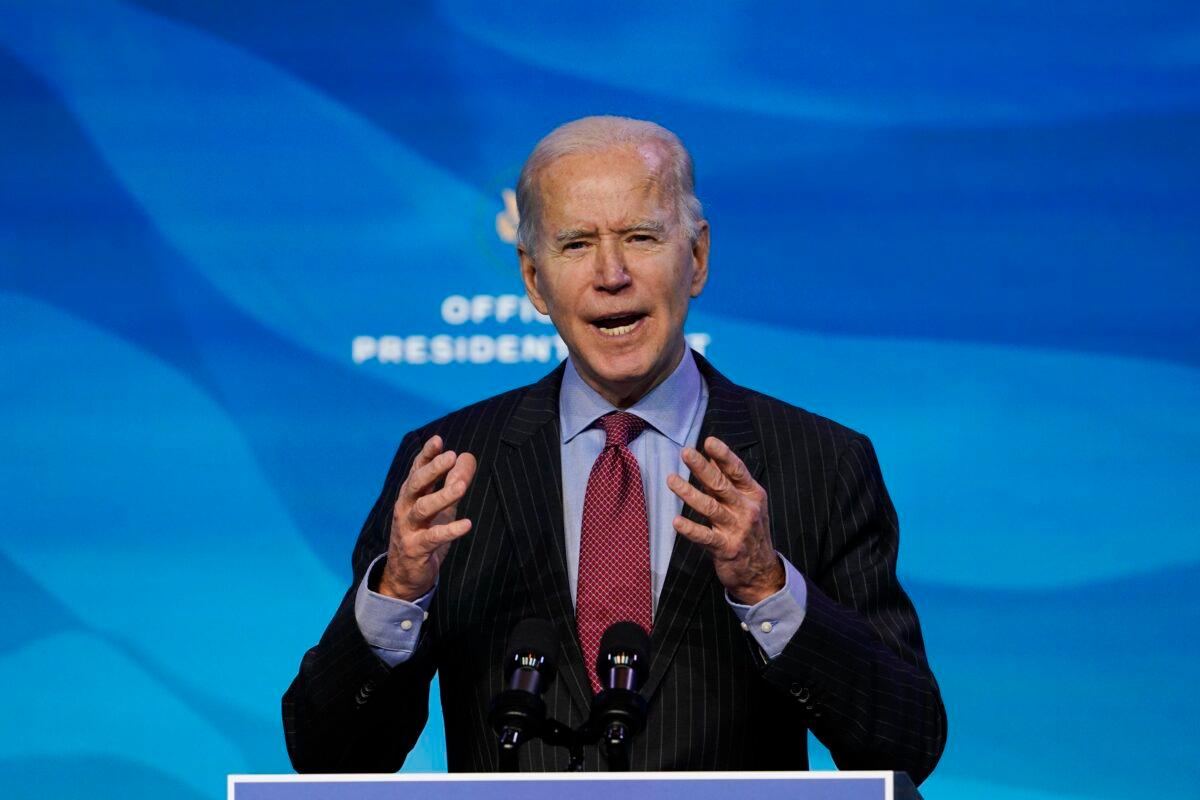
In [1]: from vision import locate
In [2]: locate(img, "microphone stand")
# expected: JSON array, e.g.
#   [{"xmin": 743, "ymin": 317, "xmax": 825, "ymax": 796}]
[
  {"xmin": 497, "ymin": 729, "xmax": 521, "ymax": 773},
  {"xmin": 492, "ymin": 687, "xmax": 644, "ymax": 772},
  {"xmin": 489, "ymin": 619, "xmax": 649, "ymax": 771},
  {"xmin": 539, "ymin": 718, "xmax": 587, "ymax": 771},
  {"xmin": 588, "ymin": 653, "xmax": 648, "ymax": 772},
  {"xmin": 489, "ymin": 625, "xmax": 557, "ymax": 773}
]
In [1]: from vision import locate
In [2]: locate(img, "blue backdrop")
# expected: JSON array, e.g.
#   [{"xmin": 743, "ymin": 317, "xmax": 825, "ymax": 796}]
[{"xmin": 1, "ymin": 2, "xmax": 1198, "ymax": 798}]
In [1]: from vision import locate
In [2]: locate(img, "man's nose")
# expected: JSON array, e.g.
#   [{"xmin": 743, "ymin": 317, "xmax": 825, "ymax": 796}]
[{"xmin": 594, "ymin": 237, "xmax": 632, "ymax": 292}]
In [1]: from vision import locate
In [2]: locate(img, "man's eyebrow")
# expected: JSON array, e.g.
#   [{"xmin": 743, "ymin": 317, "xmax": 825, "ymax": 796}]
[
  {"xmin": 616, "ymin": 219, "xmax": 666, "ymax": 235},
  {"xmin": 553, "ymin": 227, "xmax": 595, "ymax": 244}
]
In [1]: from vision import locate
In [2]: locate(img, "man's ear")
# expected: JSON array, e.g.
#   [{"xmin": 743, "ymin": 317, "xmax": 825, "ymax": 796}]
[
  {"xmin": 519, "ymin": 245, "xmax": 550, "ymax": 315},
  {"xmin": 689, "ymin": 221, "xmax": 711, "ymax": 298}
]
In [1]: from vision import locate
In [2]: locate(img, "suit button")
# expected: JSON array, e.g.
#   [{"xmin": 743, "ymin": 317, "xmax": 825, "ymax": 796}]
[
  {"xmin": 355, "ymin": 681, "xmax": 375, "ymax": 706},
  {"xmin": 789, "ymin": 684, "xmax": 811, "ymax": 703}
]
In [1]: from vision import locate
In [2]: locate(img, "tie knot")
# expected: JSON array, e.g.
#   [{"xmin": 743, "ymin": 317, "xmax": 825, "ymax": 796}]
[{"xmin": 596, "ymin": 411, "xmax": 647, "ymax": 448}]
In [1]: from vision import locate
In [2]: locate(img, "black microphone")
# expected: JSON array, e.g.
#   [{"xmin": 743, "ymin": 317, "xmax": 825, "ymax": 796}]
[
  {"xmin": 596, "ymin": 621, "xmax": 650, "ymax": 691},
  {"xmin": 591, "ymin": 621, "xmax": 650, "ymax": 771},
  {"xmin": 505, "ymin": 617, "xmax": 559, "ymax": 694},
  {"xmin": 488, "ymin": 618, "xmax": 558, "ymax": 771}
]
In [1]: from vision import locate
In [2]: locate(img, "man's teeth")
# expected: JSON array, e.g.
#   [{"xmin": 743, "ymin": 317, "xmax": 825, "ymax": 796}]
[{"xmin": 597, "ymin": 318, "xmax": 640, "ymax": 336}]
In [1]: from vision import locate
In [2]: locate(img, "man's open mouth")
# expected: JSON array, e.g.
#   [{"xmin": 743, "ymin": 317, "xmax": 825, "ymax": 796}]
[{"xmin": 591, "ymin": 313, "xmax": 646, "ymax": 336}]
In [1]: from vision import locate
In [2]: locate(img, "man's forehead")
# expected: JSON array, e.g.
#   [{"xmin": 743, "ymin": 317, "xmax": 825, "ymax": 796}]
[{"xmin": 538, "ymin": 146, "xmax": 673, "ymax": 226}]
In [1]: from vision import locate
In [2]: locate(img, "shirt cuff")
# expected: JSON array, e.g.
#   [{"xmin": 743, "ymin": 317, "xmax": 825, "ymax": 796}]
[
  {"xmin": 724, "ymin": 554, "xmax": 807, "ymax": 661},
  {"xmin": 354, "ymin": 553, "xmax": 434, "ymax": 668}
]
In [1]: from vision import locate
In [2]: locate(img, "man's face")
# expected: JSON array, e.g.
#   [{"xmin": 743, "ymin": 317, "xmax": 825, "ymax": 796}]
[{"xmin": 519, "ymin": 144, "xmax": 710, "ymax": 407}]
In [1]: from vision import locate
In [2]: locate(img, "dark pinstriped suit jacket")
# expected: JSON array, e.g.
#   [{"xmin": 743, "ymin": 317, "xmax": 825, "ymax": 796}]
[{"xmin": 283, "ymin": 353, "xmax": 947, "ymax": 783}]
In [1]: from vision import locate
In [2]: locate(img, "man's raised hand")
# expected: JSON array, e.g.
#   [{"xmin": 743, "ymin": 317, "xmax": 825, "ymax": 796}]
[
  {"xmin": 667, "ymin": 436, "xmax": 785, "ymax": 605},
  {"xmin": 379, "ymin": 435, "xmax": 478, "ymax": 601}
]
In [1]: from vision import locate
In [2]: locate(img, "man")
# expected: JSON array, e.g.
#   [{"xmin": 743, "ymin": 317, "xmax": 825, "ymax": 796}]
[{"xmin": 283, "ymin": 116, "xmax": 946, "ymax": 782}]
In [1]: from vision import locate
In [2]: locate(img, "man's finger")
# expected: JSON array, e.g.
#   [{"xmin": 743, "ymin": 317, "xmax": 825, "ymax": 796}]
[
  {"xmin": 402, "ymin": 449, "xmax": 457, "ymax": 501},
  {"xmin": 667, "ymin": 472, "xmax": 731, "ymax": 525},
  {"xmin": 421, "ymin": 434, "xmax": 443, "ymax": 459},
  {"xmin": 409, "ymin": 475, "xmax": 469, "ymax": 523},
  {"xmin": 444, "ymin": 451, "xmax": 478, "ymax": 494},
  {"xmin": 411, "ymin": 435, "xmax": 443, "ymax": 474},
  {"xmin": 704, "ymin": 436, "xmax": 756, "ymax": 491},
  {"xmin": 681, "ymin": 446, "xmax": 736, "ymax": 500},
  {"xmin": 423, "ymin": 517, "xmax": 473, "ymax": 547},
  {"xmin": 672, "ymin": 514, "xmax": 724, "ymax": 551}
]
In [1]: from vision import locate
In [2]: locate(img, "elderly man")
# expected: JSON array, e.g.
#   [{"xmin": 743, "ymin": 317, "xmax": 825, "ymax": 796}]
[{"xmin": 283, "ymin": 116, "xmax": 946, "ymax": 782}]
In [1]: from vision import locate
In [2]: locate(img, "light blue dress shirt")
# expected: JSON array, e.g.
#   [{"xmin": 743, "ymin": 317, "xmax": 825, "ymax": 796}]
[{"xmin": 355, "ymin": 350, "xmax": 807, "ymax": 668}]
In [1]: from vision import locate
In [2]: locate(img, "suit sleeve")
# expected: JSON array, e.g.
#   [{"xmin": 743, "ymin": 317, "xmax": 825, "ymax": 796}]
[
  {"xmin": 759, "ymin": 433, "xmax": 947, "ymax": 785},
  {"xmin": 282, "ymin": 432, "xmax": 438, "ymax": 773}
]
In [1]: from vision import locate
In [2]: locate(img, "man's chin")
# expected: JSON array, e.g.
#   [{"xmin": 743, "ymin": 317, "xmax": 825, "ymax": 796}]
[{"xmin": 577, "ymin": 358, "xmax": 675, "ymax": 406}]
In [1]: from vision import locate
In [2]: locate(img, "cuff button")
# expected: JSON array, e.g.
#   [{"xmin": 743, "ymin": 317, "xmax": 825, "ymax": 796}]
[
  {"xmin": 760, "ymin": 621, "xmax": 774, "ymax": 633},
  {"xmin": 400, "ymin": 619, "xmax": 414, "ymax": 631}
]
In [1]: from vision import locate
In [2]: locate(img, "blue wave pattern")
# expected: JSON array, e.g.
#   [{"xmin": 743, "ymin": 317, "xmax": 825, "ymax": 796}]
[{"xmin": 0, "ymin": 1, "xmax": 1197, "ymax": 798}]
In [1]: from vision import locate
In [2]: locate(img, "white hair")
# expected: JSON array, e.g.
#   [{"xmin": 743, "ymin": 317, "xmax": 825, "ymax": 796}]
[{"xmin": 515, "ymin": 115, "xmax": 704, "ymax": 256}]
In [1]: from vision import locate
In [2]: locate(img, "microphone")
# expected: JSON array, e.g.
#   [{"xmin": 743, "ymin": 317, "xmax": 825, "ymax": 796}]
[
  {"xmin": 591, "ymin": 621, "xmax": 650, "ymax": 771},
  {"xmin": 504, "ymin": 617, "xmax": 558, "ymax": 695},
  {"xmin": 596, "ymin": 621, "xmax": 650, "ymax": 691},
  {"xmin": 488, "ymin": 618, "xmax": 558, "ymax": 771}
]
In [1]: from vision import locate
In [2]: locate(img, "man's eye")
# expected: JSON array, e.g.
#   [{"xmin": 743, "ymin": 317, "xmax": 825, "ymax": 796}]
[
  {"xmin": 563, "ymin": 241, "xmax": 589, "ymax": 251},
  {"xmin": 628, "ymin": 234, "xmax": 655, "ymax": 243}
]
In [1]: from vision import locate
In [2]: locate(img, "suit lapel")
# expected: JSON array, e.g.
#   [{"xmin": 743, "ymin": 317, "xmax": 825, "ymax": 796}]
[
  {"xmin": 493, "ymin": 364, "xmax": 594, "ymax": 715},
  {"xmin": 642, "ymin": 353, "xmax": 762, "ymax": 701}
]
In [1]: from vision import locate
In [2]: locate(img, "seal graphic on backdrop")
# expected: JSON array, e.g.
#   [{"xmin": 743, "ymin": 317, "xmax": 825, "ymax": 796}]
[{"xmin": 496, "ymin": 188, "xmax": 519, "ymax": 245}]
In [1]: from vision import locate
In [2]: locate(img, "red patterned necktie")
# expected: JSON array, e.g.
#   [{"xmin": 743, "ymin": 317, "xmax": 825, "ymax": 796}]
[{"xmin": 576, "ymin": 411, "xmax": 653, "ymax": 694}]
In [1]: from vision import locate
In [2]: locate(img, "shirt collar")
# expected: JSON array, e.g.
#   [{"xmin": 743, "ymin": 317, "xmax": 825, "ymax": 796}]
[{"xmin": 559, "ymin": 348, "xmax": 703, "ymax": 447}]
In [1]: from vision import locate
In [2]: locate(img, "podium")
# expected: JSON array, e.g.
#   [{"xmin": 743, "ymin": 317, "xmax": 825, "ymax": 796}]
[{"xmin": 228, "ymin": 772, "xmax": 921, "ymax": 800}]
